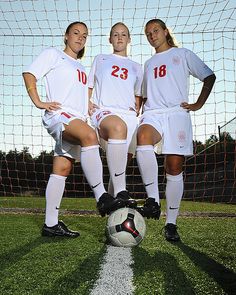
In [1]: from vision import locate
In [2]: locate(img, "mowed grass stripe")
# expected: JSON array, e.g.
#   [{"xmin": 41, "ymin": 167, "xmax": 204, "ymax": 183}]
[{"xmin": 91, "ymin": 245, "xmax": 134, "ymax": 295}]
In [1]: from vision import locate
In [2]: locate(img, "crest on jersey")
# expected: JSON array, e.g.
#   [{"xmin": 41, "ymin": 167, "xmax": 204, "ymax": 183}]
[
  {"xmin": 178, "ymin": 130, "xmax": 186, "ymax": 143},
  {"xmin": 172, "ymin": 56, "xmax": 180, "ymax": 65}
]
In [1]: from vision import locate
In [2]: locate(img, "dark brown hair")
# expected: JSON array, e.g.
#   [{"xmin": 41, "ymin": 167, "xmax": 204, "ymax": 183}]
[
  {"xmin": 145, "ymin": 19, "xmax": 178, "ymax": 47},
  {"xmin": 64, "ymin": 21, "xmax": 88, "ymax": 59}
]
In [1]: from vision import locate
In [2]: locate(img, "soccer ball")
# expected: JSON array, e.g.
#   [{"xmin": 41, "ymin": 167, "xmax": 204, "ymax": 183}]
[{"xmin": 106, "ymin": 207, "xmax": 146, "ymax": 247}]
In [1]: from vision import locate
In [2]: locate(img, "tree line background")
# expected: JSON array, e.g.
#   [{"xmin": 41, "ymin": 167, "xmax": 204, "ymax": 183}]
[{"xmin": 0, "ymin": 132, "xmax": 235, "ymax": 203}]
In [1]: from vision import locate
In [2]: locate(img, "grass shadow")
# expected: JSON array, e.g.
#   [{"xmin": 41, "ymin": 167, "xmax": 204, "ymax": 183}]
[
  {"xmin": 133, "ymin": 246, "xmax": 195, "ymax": 294},
  {"xmin": 176, "ymin": 241, "xmax": 236, "ymax": 294},
  {"xmin": 0, "ymin": 235, "xmax": 72, "ymax": 274},
  {"xmin": 41, "ymin": 246, "xmax": 106, "ymax": 295}
]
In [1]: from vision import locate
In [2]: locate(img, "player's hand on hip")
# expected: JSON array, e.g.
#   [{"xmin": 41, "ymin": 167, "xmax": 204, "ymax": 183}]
[
  {"xmin": 180, "ymin": 102, "xmax": 201, "ymax": 112},
  {"xmin": 37, "ymin": 101, "xmax": 61, "ymax": 111}
]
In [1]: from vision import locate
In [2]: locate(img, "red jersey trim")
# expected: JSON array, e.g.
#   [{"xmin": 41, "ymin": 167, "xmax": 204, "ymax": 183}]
[{"xmin": 61, "ymin": 112, "xmax": 71, "ymax": 119}]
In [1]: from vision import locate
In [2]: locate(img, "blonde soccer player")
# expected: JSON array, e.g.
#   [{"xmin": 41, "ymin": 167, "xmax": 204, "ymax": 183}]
[
  {"xmin": 136, "ymin": 19, "xmax": 216, "ymax": 241},
  {"xmin": 23, "ymin": 22, "xmax": 123, "ymax": 237},
  {"xmin": 88, "ymin": 22, "xmax": 143, "ymax": 207}
]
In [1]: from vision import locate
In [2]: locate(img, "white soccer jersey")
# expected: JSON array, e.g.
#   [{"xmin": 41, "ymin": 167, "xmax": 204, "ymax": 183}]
[
  {"xmin": 143, "ymin": 47, "xmax": 214, "ymax": 111},
  {"xmin": 88, "ymin": 54, "xmax": 143, "ymax": 110},
  {"xmin": 24, "ymin": 47, "xmax": 88, "ymax": 117}
]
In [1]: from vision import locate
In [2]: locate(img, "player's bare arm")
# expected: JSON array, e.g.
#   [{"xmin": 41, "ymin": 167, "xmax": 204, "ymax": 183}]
[
  {"xmin": 140, "ymin": 98, "xmax": 147, "ymax": 114},
  {"xmin": 135, "ymin": 95, "xmax": 143, "ymax": 116},
  {"xmin": 181, "ymin": 73, "xmax": 216, "ymax": 112},
  {"xmin": 23, "ymin": 72, "xmax": 61, "ymax": 111},
  {"xmin": 88, "ymin": 87, "xmax": 99, "ymax": 115}
]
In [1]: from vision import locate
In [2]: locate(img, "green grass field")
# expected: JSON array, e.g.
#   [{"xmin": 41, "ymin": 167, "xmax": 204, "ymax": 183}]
[{"xmin": 0, "ymin": 197, "xmax": 235, "ymax": 295}]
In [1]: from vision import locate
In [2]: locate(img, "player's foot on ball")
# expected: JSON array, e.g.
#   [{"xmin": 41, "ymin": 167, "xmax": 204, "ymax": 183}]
[
  {"xmin": 42, "ymin": 220, "xmax": 80, "ymax": 238},
  {"xmin": 164, "ymin": 223, "xmax": 180, "ymax": 242},
  {"xmin": 137, "ymin": 197, "xmax": 161, "ymax": 219},
  {"xmin": 116, "ymin": 190, "xmax": 137, "ymax": 208},
  {"xmin": 97, "ymin": 193, "xmax": 123, "ymax": 217}
]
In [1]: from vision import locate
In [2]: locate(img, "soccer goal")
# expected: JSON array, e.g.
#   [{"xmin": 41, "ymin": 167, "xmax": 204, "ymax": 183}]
[{"xmin": 0, "ymin": 0, "xmax": 235, "ymax": 205}]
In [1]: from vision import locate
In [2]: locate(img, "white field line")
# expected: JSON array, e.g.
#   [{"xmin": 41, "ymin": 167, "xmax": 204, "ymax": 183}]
[{"xmin": 90, "ymin": 245, "xmax": 134, "ymax": 295}]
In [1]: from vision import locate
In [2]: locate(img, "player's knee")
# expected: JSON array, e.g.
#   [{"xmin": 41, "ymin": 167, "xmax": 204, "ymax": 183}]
[
  {"xmin": 165, "ymin": 156, "xmax": 184, "ymax": 175},
  {"xmin": 109, "ymin": 122, "xmax": 127, "ymax": 138},
  {"xmin": 53, "ymin": 159, "xmax": 72, "ymax": 176},
  {"xmin": 83, "ymin": 130, "xmax": 98, "ymax": 145},
  {"xmin": 60, "ymin": 166, "xmax": 72, "ymax": 176},
  {"xmin": 165, "ymin": 165, "xmax": 182, "ymax": 175},
  {"xmin": 137, "ymin": 131, "xmax": 150, "ymax": 145}
]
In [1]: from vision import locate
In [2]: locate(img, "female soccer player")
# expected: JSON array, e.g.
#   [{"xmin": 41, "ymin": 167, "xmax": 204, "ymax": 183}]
[
  {"xmin": 23, "ymin": 22, "xmax": 123, "ymax": 238},
  {"xmin": 88, "ymin": 22, "xmax": 143, "ymax": 206},
  {"xmin": 137, "ymin": 19, "xmax": 216, "ymax": 241}
]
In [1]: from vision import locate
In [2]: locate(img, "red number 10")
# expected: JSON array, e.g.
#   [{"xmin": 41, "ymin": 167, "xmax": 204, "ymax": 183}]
[{"xmin": 77, "ymin": 69, "xmax": 87, "ymax": 84}]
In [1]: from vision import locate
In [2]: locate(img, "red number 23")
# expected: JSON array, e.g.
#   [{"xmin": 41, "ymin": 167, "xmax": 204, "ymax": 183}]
[{"xmin": 111, "ymin": 65, "xmax": 128, "ymax": 80}]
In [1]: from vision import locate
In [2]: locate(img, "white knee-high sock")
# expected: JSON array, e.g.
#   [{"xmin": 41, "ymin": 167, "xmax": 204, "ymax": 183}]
[
  {"xmin": 165, "ymin": 173, "xmax": 183, "ymax": 225},
  {"xmin": 136, "ymin": 145, "xmax": 160, "ymax": 203},
  {"xmin": 45, "ymin": 174, "xmax": 66, "ymax": 227},
  {"xmin": 80, "ymin": 145, "xmax": 106, "ymax": 201},
  {"xmin": 107, "ymin": 139, "xmax": 128, "ymax": 197}
]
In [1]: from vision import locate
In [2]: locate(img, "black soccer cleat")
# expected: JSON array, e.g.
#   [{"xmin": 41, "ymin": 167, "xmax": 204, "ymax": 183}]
[
  {"xmin": 97, "ymin": 193, "xmax": 124, "ymax": 217},
  {"xmin": 42, "ymin": 220, "xmax": 80, "ymax": 238},
  {"xmin": 137, "ymin": 197, "xmax": 161, "ymax": 219},
  {"xmin": 116, "ymin": 190, "xmax": 137, "ymax": 208},
  {"xmin": 164, "ymin": 223, "xmax": 180, "ymax": 242}
]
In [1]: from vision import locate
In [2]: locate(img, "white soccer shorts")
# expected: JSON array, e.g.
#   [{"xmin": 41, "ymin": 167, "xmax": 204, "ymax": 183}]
[
  {"xmin": 139, "ymin": 106, "xmax": 193, "ymax": 156},
  {"xmin": 42, "ymin": 110, "xmax": 86, "ymax": 160},
  {"xmin": 90, "ymin": 107, "xmax": 138, "ymax": 156}
]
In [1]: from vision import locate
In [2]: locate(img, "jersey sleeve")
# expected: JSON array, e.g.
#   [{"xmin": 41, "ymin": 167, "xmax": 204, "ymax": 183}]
[
  {"xmin": 185, "ymin": 49, "xmax": 214, "ymax": 81},
  {"xmin": 88, "ymin": 55, "xmax": 99, "ymax": 89},
  {"xmin": 23, "ymin": 47, "xmax": 58, "ymax": 81},
  {"xmin": 134, "ymin": 64, "xmax": 143, "ymax": 97}
]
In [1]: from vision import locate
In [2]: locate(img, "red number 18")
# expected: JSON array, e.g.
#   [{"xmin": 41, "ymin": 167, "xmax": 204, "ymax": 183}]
[{"xmin": 154, "ymin": 65, "xmax": 166, "ymax": 79}]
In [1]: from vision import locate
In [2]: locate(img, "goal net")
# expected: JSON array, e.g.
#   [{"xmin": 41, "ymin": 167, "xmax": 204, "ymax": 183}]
[{"xmin": 0, "ymin": 0, "xmax": 235, "ymax": 204}]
